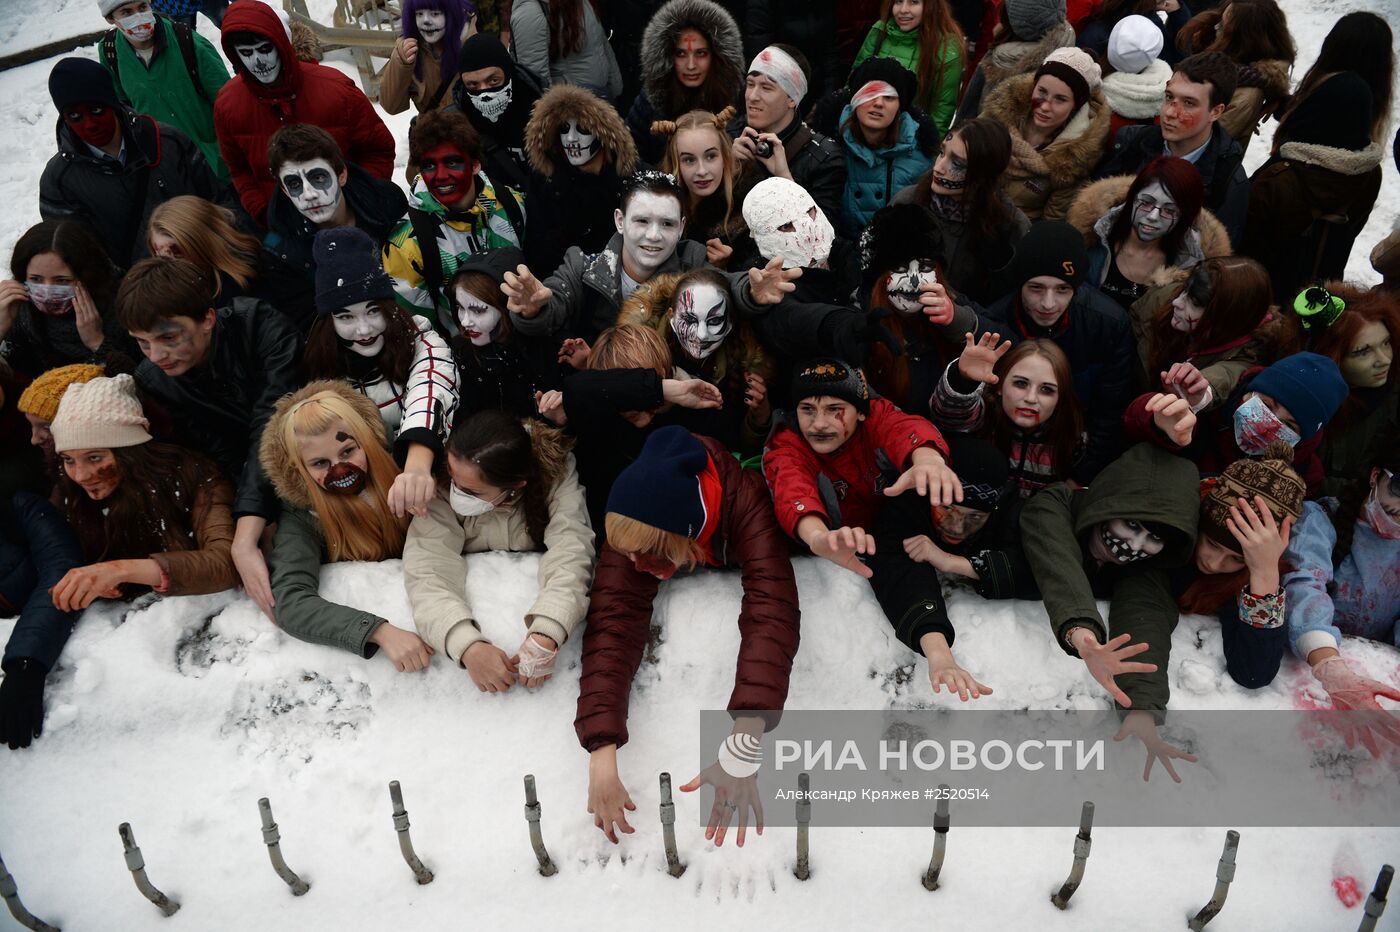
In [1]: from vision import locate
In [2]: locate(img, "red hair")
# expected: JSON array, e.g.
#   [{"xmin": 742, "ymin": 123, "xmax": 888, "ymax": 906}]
[
  {"xmin": 1308, "ymin": 284, "xmax": 1400, "ymax": 429},
  {"xmin": 1105, "ymin": 157, "xmax": 1205, "ymax": 263}
]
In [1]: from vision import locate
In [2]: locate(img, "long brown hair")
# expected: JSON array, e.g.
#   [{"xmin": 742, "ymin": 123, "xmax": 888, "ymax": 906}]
[
  {"xmin": 1148, "ymin": 257, "xmax": 1284, "ymax": 376},
  {"xmin": 446, "ymin": 410, "xmax": 552, "ymax": 544},
  {"xmin": 1277, "ymin": 12, "xmax": 1393, "ymax": 148},
  {"xmin": 985, "ymin": 339, "xmax": 1083, "ymax": 479},
  {"xmin": 147, "ymin": 196, "xmax": 261, "ymax": 297},
  {"xmin": 952, "ymin": 118, "xmax": 1014, "ymax": 240},
  {"xmin": 1186, "ymin": 0, "xmax": 1295, "ymax": 64},
  {"xmin": 869, "ymin": 0, "xmax": 961, "ymax": 107},
  {"xmin": 447, "ymin": 269, "xmax": 513, "ymax": 358},
  {"xmin": 303, "ymin": 299, "xmax": 420, "ymax": 388},
  {"xmin": 655, "ymin": 107, "xmax": 739, "ymax": 233},
  {"xmin": 547, "ymin": 0, "xmax": 587, "ymax": 59}
]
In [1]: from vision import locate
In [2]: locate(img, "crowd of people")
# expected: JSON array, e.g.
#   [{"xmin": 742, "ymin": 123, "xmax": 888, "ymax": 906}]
[{"xmin": 0, "ymin": 0, "xmax": 1397, "ymax": 846}]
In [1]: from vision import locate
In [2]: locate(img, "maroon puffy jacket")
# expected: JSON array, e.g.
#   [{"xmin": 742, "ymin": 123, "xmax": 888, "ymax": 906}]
[
  {"xmin": 214, "ymin": 1, "xmax": 395, "ymax": 224},
  {"xmin": 574, "ymin": 435, "xmax": 801, "ymax": 752}
]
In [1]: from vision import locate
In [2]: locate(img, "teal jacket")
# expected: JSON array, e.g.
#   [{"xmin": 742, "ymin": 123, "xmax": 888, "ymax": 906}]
[
  {"xmin": 839, "ymin": 105, "xmax": 933, "ymax": 239},
  {"xmin": 269, "ymin": 507, "xmax": 385, "ymax": 658},
  {"xmin": 851, "ymin": 22, "xmax": 963, "ymax": 135},
  {"xmin": 102, "ymin": 16, "xmax": 231, "ymax": 182}
]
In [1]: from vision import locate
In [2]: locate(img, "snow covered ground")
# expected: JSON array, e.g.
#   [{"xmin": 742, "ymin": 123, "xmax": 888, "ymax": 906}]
[{"xmin": 1, "ymin": 0, "xmax": 1399, "ymax": 929}]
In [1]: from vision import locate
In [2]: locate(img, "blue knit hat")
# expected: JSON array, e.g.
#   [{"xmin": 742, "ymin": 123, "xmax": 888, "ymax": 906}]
[
  {"xmin": 313, "ymin": 226, "xmax": 396, "ymax": 315},
  {"xmin": 1245, "ymin": 352, "xmax": 1348, "ymax": 442},
  {"xmin": 606, "ymin": 426, "xmax": 710, "ymax": 538}
]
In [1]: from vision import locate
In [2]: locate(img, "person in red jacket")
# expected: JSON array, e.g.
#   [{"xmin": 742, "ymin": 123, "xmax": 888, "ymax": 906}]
[
  {"xmin": 763, "ymin": 358, "xmax": 988, "ymax": 700},
  {"xmin": 576, "ymin": 426, "xmax": 800, "ymax": 848},
  {"xmin": 214, "ymin": 0, "xmax": 395, "ymax": 225}
]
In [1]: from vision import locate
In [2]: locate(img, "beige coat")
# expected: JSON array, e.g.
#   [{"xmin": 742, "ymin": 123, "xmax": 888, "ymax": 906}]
[
  {"xmin": 403, "ymin": 426, "xmax": 594, "ymax": 661},
  {"xmin": 1219, "ymin": 60, "xmax": 1291, "ymax": 155},
  {"xmin": 378, "ymin": 37, "xmax": 461, "ymax": 116}
]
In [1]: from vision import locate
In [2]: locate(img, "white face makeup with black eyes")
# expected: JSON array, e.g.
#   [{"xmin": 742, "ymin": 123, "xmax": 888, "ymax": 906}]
[
  {"xmin": 670, "ymin": 281, "xmax": 731, "ymax": 359},
  {"xmin": 886, "ymin": 258, "xmax": 936, "ymax": 315},
  {"xmin": 234, "ymin": 39, "xmax": 281, "ymax": 85},
  {"xmin": 332, "ymin": 301, "xmax": 387, "ymax": 356},
  {"xmin": 454, "ymin": 285, "xmax": 502, "ymax": 347},
  {"xmin": 1089, "ymin": 518, "xmax": 1165, "ymax": 565},
  {"xmin": 278, "ymin": 158, "xmax": 343, "ymax": 224},
  {"xmin": 415, "ymin": 9, "xmax": 447, "ymax": 44},
  {"xmin": 1131, "ymin": 181, "xmax": 1180, "ymax": 242},
  {"xmin": 613, "ymin": 192, "xmax": 684, "ymax": 279},
  {"xmin": 560, "ymin": 119, "xmax": 600, "ymax": 166}
]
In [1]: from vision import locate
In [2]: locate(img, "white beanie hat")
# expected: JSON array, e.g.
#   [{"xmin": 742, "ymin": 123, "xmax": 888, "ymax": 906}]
[
  {"xmin": 51, "ymin": 374, "xmax": 152, "ymax": 453},
  {"xmin": 1108, "ymin": 15, "xmax": 1165, "ymax": 75},
  {"xmin": 97, "ymin": 0, "xmax": 128, "ymax": 16}
]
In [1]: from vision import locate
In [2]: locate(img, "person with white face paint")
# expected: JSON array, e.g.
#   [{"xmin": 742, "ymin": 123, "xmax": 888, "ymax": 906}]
[
  {"xmin": 232, "ymin": 37, "xmax": 281, "ymax": 85},
  {"xmin": 379, "ymin": 0, "xmax": 477, "ymax": 119},
  {"xmin": 278, "ymin": 158, "xmax": 348, "ymax": 227},
  {"xmin": 303, "ymin": 227, "xmax": 458, "ymax": 523}
]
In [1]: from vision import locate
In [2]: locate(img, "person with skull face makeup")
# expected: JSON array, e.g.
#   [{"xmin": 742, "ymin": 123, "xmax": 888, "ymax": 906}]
[
  {"xmin": 214, "ymin": 0, "xmax": 395, "ymax": 225},
  {"xmin": 447, "ymin": 32, "xmax": 544, "ymax": 194},
  {"xmin": 380, "ymin": 0, "xmax": 476, "ymax": 119}
]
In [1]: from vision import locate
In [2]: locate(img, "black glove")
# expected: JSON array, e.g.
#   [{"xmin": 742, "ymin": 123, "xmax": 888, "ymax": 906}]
[
  {"xmin": 820, "ymin": 307, "xmax": 903, "ymax": 367},
  {"xmin": 0, "ymin": 659, "xmax": 48, "ymax": 750}
]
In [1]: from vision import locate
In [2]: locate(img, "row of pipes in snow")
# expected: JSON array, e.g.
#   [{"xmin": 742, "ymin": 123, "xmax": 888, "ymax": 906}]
[{"xmin": 0, "ymin": 773, "xmax": 1393, "ymax": 930}]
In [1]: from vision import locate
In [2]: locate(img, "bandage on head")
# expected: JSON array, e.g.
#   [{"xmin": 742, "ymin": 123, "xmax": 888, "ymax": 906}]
[
  {"xmin": 748, "ymin": 46, "xmax": 808, "ymax": 104},
  {"xmin": 850, "ymin": 80, "xmax": 899, "ymax": 109}
]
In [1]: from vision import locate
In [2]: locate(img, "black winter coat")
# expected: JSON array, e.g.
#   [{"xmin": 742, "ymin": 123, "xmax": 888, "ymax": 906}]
[
  {"xmin": 524, "ymin": 162, "xmax": 626, "ymax": 274},
  {"xmin": 729, "ymin": 116, "xmax": 848, "ymax": 231}
]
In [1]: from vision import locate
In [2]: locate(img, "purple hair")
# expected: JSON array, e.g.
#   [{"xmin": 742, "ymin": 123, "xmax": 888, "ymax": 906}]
[{"xmin": 401, "ymin": 0, "xmax": 475, "ymax": 85}]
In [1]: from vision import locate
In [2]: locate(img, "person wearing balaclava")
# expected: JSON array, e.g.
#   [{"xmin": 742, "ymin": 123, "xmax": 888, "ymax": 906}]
[
  {"xmin": 214, "ymin": 0, "xmax": 395, "ymax": 226},
  {"xmin": 39, "ymin": 57, "xmax": 222, "ymax": 267},
  {"xmin": 449, "ymin": 31, "xmax": 543, "ymax": 194}
]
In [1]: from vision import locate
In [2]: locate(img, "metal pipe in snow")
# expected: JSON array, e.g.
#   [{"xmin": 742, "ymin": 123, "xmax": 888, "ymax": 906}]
[
  {"xmin": 388, "ymin": 781, "xmax": 434, "ymax": 885},
  {"xmin": 659, "ymin": 772, "xmax": 685, "ymax": 878},
  {"xmin": 1050, "ymin": 801, "xmax": 1094, "ymax": 909},
  {"xmin": 0, "ymin": 851, "xmax": 61, "ymax": 932},
  {"xmin": 117, "ymin": 823, "xmax": 180, "ymax": 917},
  {"xmin": 257, "ymin": 797, "xmax": 311, "ymax": 896},
  {"xmin": 1187, "ymin": 830, "xmax": 1239, "ymax": 931},
  {"xmin": 922, "ymin": 784, "xmax": 951, "ymax": 891},
  {"xmin": 523, "ymin": 774, "xmax": 558, "ymax": 877},
  {"xmin": 1357, "ymin": 864, "xmax": 1393, "ymax": 932},
  {"xmin": 794, "ymin": 772, "xmax": 811, "ymax": 881}
]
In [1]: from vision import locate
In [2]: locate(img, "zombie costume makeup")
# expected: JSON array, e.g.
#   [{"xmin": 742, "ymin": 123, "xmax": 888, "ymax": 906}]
[
  {"xmin": 1090, "ymin": 518, "xmax": 1165, "ymax": 564},
  {"xmin": 232, "ymin": 38, "xmax": 281, "ymax": 85},
  {"xmin": 278, "ymin": 158, "xmax": 343, "ymax": 224},
  {"xmin": 931, "ymin": 136, "xmax": 968, "ymax": 192},
  {"xmin": 332, "ymin": 301, "xmax": 388, "ymax": 357},
  {"xmin": 114, "ymin": 9, "xmax": 158, "ymax": 43},
  {"xmin": 322, "ymin": 460, "xmax": 369, "ymax": 494},
  {"xmin": 747, "ymin": 46, "xmax": 808, "ymax": 107},
  {"xmin": 62, "ymin": 104, "xmax": 118, "ymax": 149},
  {"xmin": 560, "ymin": 119, "xmax": 601, "ymax": 167},
  {"xmin": 415, "ymin": 8, "xmax": 447, "ymax": 44},
  {"xmin": 884, "ymin": 259, "xmax": 937, "ymax": 315},
  {"xmin": 454, "ymin": 284, "xmax": 502, "ymax": 347},
  {"xmin": 418, "ymin": 143, "xmax": 473, "ymax": 206},
  {"xmin": 614, "ymin": 190, "xmax": 685, "ymax": 279},
  {"xmin": 467, "ymin": 81, "xmax": 512, "ymax": 122},
  {"xmin": 742, "ymin": 177, "xmax": 835, "ymax": 269},
  {"xmin": 1130, "ymin": 181, "xmax": 1178, "ymax": 242},
  {"xmin": 670, "ymin": 279, "xmax": 730, "ymax": 359}
]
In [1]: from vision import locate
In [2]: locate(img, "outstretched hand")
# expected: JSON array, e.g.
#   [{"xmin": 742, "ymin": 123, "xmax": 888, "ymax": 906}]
[
  {"xmin": 680, "ymin": 760, "xmax": 765, "ymax": 848},
  {"xmin": 884, "ymin": 456, "xmax": 963, "ymax": 504},
  {"xmin": 502, "ymin": 264, "xmax": 552, "ymax": 318},
  {"xmin": 748, "ymin": 256, "xmax": 802, "ymax": 305},
  {"xmin": 1145, "ymin": 392, "xmax": 1196, "ymax": 447},
  {"xmin": 1071, "ymin": 630, "xmax": 1158, "ymax": 708},
  {"xmin": 662, "ymin": 377, "xmax": 723, "ymax": 410},
  {"xmin": 957, "ymin": 331, "xmax": 1011, "ymax": 385},
  {"xmin": 1113, "ymin": 711, "xmax": 1198, "ymax": 783},
  {"xmin": 807, "ymin": 525, "xmax": 875, "ymax": 578}
]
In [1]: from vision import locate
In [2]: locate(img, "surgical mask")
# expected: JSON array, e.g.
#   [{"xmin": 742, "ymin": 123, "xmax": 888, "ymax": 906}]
[
  {"xmin": 322, "ymin": 461, "xmax": 368, "ymax": 495},
  {"xmin": 670, "ymin": 281, "xmax": 730, "ymax": 359},
  {"xmin": 415, "ymin": 9, "xmax": 447, "ymax": 43},
  {"xmin": 278, "ymin": 158, "xmax": 342, "ymax": 224},
  {"xmin": 449, "ymin": 483, "xmax": 507, "ymax": 517},
  {"xmin": 1363, "ymin": 488, "xmax": 1400, "ymax": 540},
  {"xmin": 467, "ymin": 81, "xmax": 512, "ymax": 122},
  {"xmin": 743, "ymin": 177, "xmax": 835, "ymax": 269},
  {"xmin": 115, "ymin": 9, "xmax": 157, "ymax": 42},
  {"xmin": 885, "ymin": 259, "xmax": 936, "ymax": 315},
  {"xmin": 560, "ymin": 119, "xmax": 599, "ymax": 166},
  {"xmin": 25, "ymin": 282, "xmax": 76, "ymax": 316},
  {"xmin": 1232, "ymin": 394, "xmax": 1300, "ymax": 455},
  {"xmin": 233, "ymin": 39, "xmax": 282, "ymax": 85}
]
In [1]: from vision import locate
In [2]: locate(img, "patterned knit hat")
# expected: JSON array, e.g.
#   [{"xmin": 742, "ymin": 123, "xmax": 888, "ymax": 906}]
[
  {"xmin": 50, "ymin": 374, "xmax": 151, "ymax": 453},
  {"xmin": 1199, "ymin": 442, "xmax": 1304, "ymax": 550},
  {"xmin": 790, "ymin": 358, "xmax": 870, "ymax": 414},
  {"xmin": 16, "ymin": 364, "xmax": 105, "ymax": 424}
]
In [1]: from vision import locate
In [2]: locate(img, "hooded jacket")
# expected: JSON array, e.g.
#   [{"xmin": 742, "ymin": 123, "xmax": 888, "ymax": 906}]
[
  {"xmin": 981, "ymin": 74, "xmax": 1113, "ymax": 222},
  {"xmin": 403, "ymin": 422, "xmax": 594, "ymax": 659},
  {"xmin": 889, "ymin": 182, "xmax": 1030, "ymax": 305},
  {"xmin": 448, "ymin": 61, "xmax": 542, "ymax": 194},
  {"xmin": 838, "ymin": 105, "xmax": 935, "ymax": 239},
  {"xmin": 575, "ymin": 433, "xmax": 800, "ymax": 751},
  {"xmin": 1020, "ymin": 442, "xmax": 1200, "ymax": 712},
  {"xmin": 39, "ymin": 105, "xmax": 222, "ymax": 266},
  {"xmin": 213, "ymin": 0, "xmax": 395, "ymax": 224}
]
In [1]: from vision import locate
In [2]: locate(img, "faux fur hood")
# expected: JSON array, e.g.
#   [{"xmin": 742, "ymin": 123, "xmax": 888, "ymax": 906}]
[
  {"xmin": 639, "ymin": 0, "xmax": 745, "ymax": 117},
  {"xmin": 980, "ymin": 21, "xmax": 1077, "ymax": 88},
  {"xmin": 1101, "ymin": 58, "xmax": 1171, "ymax": 120},
  {"xmin": 983, "ymin": 73, "xmax": 1112, "ymax": 182},
  {"xmin": 1277, "ymin": 138, "xmax": 1387, "ymax": 176},
  {"xmin": 1243, "ymin": 59, "xmax": 1292, "ymax": 101},
  {"xmin": 526, "ymin": 84, "xmax": 638, "ymax": 177},
  {"xmin": 261, "ymin": 380, "xmax": 392, "ymax": 511}
]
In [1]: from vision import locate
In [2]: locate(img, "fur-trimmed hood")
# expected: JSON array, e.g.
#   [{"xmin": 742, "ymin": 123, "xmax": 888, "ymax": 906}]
[
  {"xmin": 1240, "ymin": 59, "xmax": 1292, "ymax": 102},
  {"xmin": 1101, "ymin": 58, "xmax": 1171, "ymax": 120},
  {"xmin": 980, "ymin": 21, "xmax": 1077, "ymax": 88},
  {"xmin": 260, "ymin": 380, "xmax": 392, "ymax": 511},
  {"xmin": 639, "ymin": 0, "xmax": 745, "ymax": 118},
  {"xmin": 526, "ymin": 84, "xmax": 638, "ymax": 177},
  {"xmin": 983, "ymin": 73, "xmax": 1112, "ymax": 183},
  {"xmin": 1277, "ymin": 139, "xmax": 1387, "ymax": 176}
]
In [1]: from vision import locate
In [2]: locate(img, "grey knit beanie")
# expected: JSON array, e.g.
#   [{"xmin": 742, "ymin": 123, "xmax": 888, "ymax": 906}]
[{"xmin": 1005, "ymin": 0, "xmax": 1067, "ymax": 40}]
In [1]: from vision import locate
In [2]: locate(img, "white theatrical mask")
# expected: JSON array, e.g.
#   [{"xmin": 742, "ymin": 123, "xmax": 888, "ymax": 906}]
[
  {"xmin": 455, "ymin": 285, "xmax": 502, "ymax": 347},
  {"xmin": 613, "ymin": 192, "xmax": 684, "ymax": 279},
  {"xmin": 670, "ymin": 280, "xmax": 731, "ymax": 359},
  {"xmin": 233, "ymin": 39, "xmax": 281, "ymax": 85},
  {"xmin": 886, "ymin": 259, "xmax": 937, "ymax": 315},
  {"xmin": 560, "ymin": 119, "xmax": 600, "ymax": 167},
  {"xmin": 332, "ymin": 301, "xmax": 387, "ymax": 357},
  {"xmin": 415, "ymin": 9, "xmax": 447, "ymax": 44},
  {"xmin": 742, "ymin": 176, "xmax": 835, "ymax": 269},
  {"xmin": 279, "ymin": 158, "xmax": 343, "ymax": 225},
  {"xmin": 1130, "ymin": 181, "xmax": 1179, "ymax": 243}
]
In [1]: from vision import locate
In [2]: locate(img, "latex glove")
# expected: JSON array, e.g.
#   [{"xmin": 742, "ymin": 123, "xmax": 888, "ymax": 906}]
[
  {"xmin": 1312, "ymin": 657, "xmax": 1400, "ymax": 757},
  {"xmin": 0, "ymin": 660, "xmax": 47, "ymax": 750},
  {"xmin": 513, "ymin": 633, "xmax": 558, "ymax": 687}
]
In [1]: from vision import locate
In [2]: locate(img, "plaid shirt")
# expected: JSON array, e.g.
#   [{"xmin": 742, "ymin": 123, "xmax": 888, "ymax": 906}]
[{"xmin": 152, "ymin": 0, "xmax": 203, "ymax": 15}]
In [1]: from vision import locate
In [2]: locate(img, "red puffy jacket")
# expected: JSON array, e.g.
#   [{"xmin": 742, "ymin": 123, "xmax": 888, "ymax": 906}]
[
  {"xmin": 214, "ymin": 0, "xmax": 395, "ymax": 224},
  {"xmin": 574, "ymin": 436, "xmax": 801, "ymax": 752}
]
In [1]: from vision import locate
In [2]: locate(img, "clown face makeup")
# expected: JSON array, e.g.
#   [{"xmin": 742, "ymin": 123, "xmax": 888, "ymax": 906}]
[
  {"xmin": 1089, "ymin": 518, "xmax": 1165, "ymax": 565},
  {"xmin": 63, "ymin": 103, "xmax": 118, "ymax": 149},
  {"xmin": 931, "ymin": 133, "xmax": 968, "ymax": 195},
  {"xmin": 670, "ymin": 281, "xmax": 730, "ymax": 360},
  {"xmin": 233, "ymin": 39, "xmax": 281, "ymax": 85},
  {"xmin": 415, "ymin": 9, "xmax": 447, "ymax": 44},
  {"xmin": 560, "ymin": 119, "xmax": 600, "ymax": 167},
  {"xmin": 332, "ymin": 301, "xmax": 387, "ymax": 357},
  {"xmin": 278, "ymin": 158, "xmax": 343, "ymax": 225},
  {"xmin": 467, "ymin": 81, "xmax": 513, "ymax": 122},
  {"xmin": 420, "ymin": 143, "xmax": 473, "ymax": 207},
  {"xmin": 1233, "ymin": 393, "xmax": 1300, "ymax": 454},
  {"xmin": 1169, "ymin": 291, "xmax": 1204, "ymax": 332},
  {"xmin": 1131, "ymin": 181, "xmax": 1179, "ymax": 242},
  {"xmin": 743, "ymin": 177, "xmax": 835, "ymax": 270},
  {"xmin": 454, "ymin": 285, "xmax": 502, "ymax": 346},
  {"xmin": 614, "ymin": 192, "xmax": 684, "ymax": 280},
  {"xmin": 299, "ymin": 423, "xmax": 371, "ymax": 493},
  {"xmin": 114, "ymin": 8, "xmax": 157, "ymax": 44},
  {"xmin": 885, "ymin": 259, "xmax": 936, "ymax": 315}
]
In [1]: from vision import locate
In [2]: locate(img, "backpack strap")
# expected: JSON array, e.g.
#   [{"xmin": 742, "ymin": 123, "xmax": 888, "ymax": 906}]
[
  {"xmin": 407, "ymin": 206, "xmax": 446, "ymax": 312},
  {"xmin": 171, "ymin": 20, "xmax": 210, "ymax": 105}
]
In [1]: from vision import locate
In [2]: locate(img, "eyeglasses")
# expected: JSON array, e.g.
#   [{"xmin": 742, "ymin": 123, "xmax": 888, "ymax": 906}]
[{"xmin": 1133, "ymin": 195, "xmax": 1179, "ymax": 224}]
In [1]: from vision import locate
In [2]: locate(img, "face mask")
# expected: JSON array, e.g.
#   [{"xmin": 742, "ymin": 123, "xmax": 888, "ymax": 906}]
[
  {"xmin": 115, "ymin": 9, "xmax": 157, "ymax": 42},
  {"xmin": 63, "ymin": 104, "xmax": 118, "ymax": 148},
  {"xmin": 670, "ymin": 281, "xmax": 730, "ymax": 359},
  {"xmin": 415, "ymin": 9, "xmax": 447, "ymax": 43},
  {"xmin": 1364, "ymin": 488, "xmax": 1400, "ymax": 540},
  {"xmin": 743, "ymin": 178, "xmax": 836, "ymax": 269},
  {"xmin": 1232, "ymin": 394, "xmax": 1300, "ymax": 455},
  {"xmin": 886, "ymin": 259, "xmax": 936, "ymax": 315},
  {"xmin": 332, "ymin": 301, "xmax": 387, "ymax": 357},
  {"xmin": 468, "ymin": 81, "xmax": 512, "ymax": 122},
  {"xmin": 455, "ymin": 286, "xmax": 502, "ymax": 346},
  {"xmin": 615, "ymin": 191, "xmax": 684, "ymax": 278},
  {"xmin": 278, "ymin": 158, "xmax": 342, "ymax": 224},
  {"xmin": 560, "ymin": 119, "xmax": 600, "ymax": 166},
  {"xmin": 322, "ymin": 461, "xmax": 368, "ymax": 495},
  {"xmin": 1131, "ymin": 181, "xmax": 1179, "ymax": 243},
  {"xmin": 25, "ymin": 282, "xmax": 76, "ymax": 316},
  {"xmin": 449, "ymin": 483, "xmax": 505, "ymax": 517},
  {"xmin": 234, "ymin": 40, "xmax": 282, "ymax": 85}
]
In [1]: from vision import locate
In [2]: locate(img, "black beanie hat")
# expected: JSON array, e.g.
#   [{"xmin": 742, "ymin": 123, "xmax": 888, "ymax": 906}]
[
  {"xmin": 49, "ymin": 57, "xmax": 120, "ymax": 112},
  {"xmin": 859, "ymin": 203, "xmax": 945, "ymax": 282},
  {"xmin": 790, "ymin": 358, "xmax": 871, "ymax": 414},
  {"xmin": 1012, "ymin": 220, "xmax": 1089, "ymax": 289},
  {"xmin": 313, "ymin": 227, "xmax": 396, "ymax": 315},
  {"xmin": 605, "ymin": 426, "xmax": 710, "ymax": 538},
  {"xmin": 847, "ymin": 56, "xmax": 919, "ymax": 114},
  {"xmin": 456, "ymin": 245, "xmax": 526, "ymax": 286},
  {"xmin": 1281, "ymin": 71, "xmax": 1374, "ymax": 152},
  {"xmin": 943, "ymin": 435, "xmax": 1011, "ymax": 513},
  {"xmin": 459, "ymin": 32, "xmax": 514, "ymax": 76}
]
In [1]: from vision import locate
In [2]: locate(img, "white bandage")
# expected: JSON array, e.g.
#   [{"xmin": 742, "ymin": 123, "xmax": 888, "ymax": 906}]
[
  {"xmin": 851, "ymin": 80, "xmax": 899, "ymax": 109},
  {"xmin": 748, "ymin": 45, "xmax": 808, "ymax": 104}
]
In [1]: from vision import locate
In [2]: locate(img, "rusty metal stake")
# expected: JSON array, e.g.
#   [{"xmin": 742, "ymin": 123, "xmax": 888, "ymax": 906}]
[
  {"xmin": 1187, "ymin": 830, "xmax": 1239, "ymax": 930},
  {"xmin": 1051, "ymin": 802, "xmax": 1095, "ymax": 909},
  {"xmin": 1358, "ymin": 864, "xmax": 1393, "ymax": 932},
  {"xmin": 794, "ymin": 772, "xmax": 811, "ymax": 881},
  {"xmin": 118, "ymin": 823, "xmax": 179, "ymax": 917},
  {"xmin": 523, "ymin": 775, "xmax": 558, "ymax": 877},
  {"xmin": 0, "ymin": 850, "xmax": 60, "ymax": 931},
  {"xmin": 258, "ymin": 797, "xmax": 310, "ymax": 895},
  {"xmin": 659, "ymin": 772, "xmax": 685, "ymax": 877},
  {"xmin": 388, "ymin": 781, "xmax": 434, "ymax": 884},
  {"xmin": 921, "ymin": 784, "xmax": 951, "ymax": 890}
]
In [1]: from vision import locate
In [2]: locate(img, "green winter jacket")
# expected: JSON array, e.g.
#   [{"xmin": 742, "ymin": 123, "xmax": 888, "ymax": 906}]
[
  {"xmin": 1020, "ymin": 443, "xmax": 1200, "ymax": 712},
  {"xmin": 851, "ymin": 22, "xmax": 963, "ymax": 136},
  {"xmin": 268, "ymin": 507, "xmax": 385, "ymax": 658},
  {"xmin": 103, "ymin": 16, "xmax": 231, "ymax": 182}
]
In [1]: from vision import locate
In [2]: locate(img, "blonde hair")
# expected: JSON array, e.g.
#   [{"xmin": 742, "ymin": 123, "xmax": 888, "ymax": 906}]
[
  {"xmin": 604, "ymin": 512, "xmax": 707, "ymax": 571},
  {"xmin": 654, "ymin": 107, "xmax": 738, "ymax": 232},
  {"xmin": 588, "ymin": 323, "xmax": 674, "ymax": 378},
  {"xmin": 147, "ymin": 196, "xmax": 261, "ymax": 296},
  {"xmin": 279, "ymin": 390, "xmax": 408, "ymax": 562}
]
